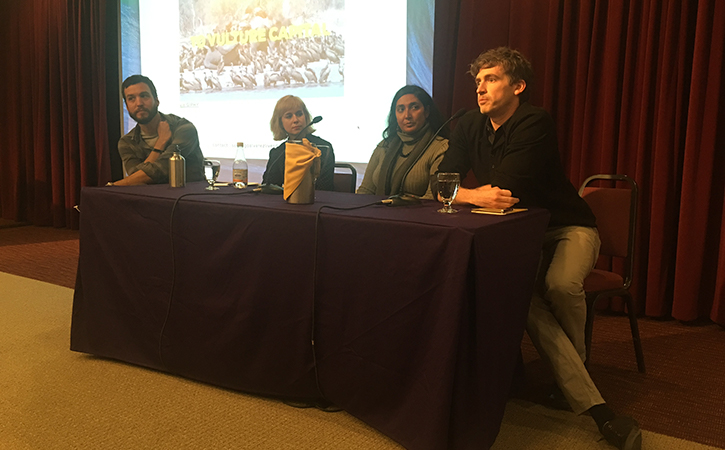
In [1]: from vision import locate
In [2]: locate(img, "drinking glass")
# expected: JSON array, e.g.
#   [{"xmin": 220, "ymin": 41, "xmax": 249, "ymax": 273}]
[
  {"xmin": 204, "ymin": 159, "xmax": 221, "ymax": 190},
  {"xmin": 437, "ymin": 172, "xmax": 460, "ymax": 213}
]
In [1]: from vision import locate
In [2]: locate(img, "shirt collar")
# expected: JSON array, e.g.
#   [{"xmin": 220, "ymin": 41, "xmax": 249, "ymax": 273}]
[
  {"xmin": 485, "ymin": 119, "xmax": 496, "ymax": 144},
  {"xmin": 484, "ymin": 102, "xmax": 531, "ymax": 144}
]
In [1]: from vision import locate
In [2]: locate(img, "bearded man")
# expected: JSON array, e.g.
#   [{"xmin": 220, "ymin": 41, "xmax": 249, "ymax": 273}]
[{"xmin": 110, "ymin": 75, "xmax": 205, "ymax": 186}]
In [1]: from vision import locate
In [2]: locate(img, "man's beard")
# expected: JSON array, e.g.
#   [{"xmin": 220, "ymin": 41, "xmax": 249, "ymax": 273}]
[{"xmin": 129, "ymin": 105, "xmax": 158, "ymax": 125}]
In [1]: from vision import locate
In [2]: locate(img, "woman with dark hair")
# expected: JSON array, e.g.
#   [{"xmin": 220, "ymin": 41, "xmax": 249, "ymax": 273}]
[
  {"xmin": 262, "ymin": 95, "xmax": 335, "ymax": 190},
  {"xmin": 357, "ymin": 85, "xmax": 448, "ymax": 199}
]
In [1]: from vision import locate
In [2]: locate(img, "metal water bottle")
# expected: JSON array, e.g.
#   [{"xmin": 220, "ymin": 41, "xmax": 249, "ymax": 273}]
[{"xmin": 169, "ymin": 145, "xmax": 186, "ymax": 187}]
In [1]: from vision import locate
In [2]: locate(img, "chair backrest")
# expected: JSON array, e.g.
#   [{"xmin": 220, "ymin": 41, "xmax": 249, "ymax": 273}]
[
  {"xmin": 333, "ymin": 163, "xmax": 358, "ymax": 193},
  {"xmin": 579, "ymin": 174, "xmax": 638, "ymax": 288}
]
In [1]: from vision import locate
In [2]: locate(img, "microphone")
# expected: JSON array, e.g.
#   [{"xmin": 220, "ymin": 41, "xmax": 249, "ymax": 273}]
[
  {"xmin": 296, "ymin": 115, "xmax": 323, "ymax": 138},
  {"xmin": 396, "ymin": 108, "xmax": 467, "ymax": 195},
  {"xmin": 253, "ymin": 184, "xmax": 283, "ymax": 194},
  {"xmin": 426, "ymin": 109, "xmax": 465, "ymax": 148},
  {"xmin": 382, "ymin": 194, "xmax": 422, "ymax": 207},
  {"xmin": 262, "ymin": 116, "xmax": 324, "ymax": 187},
  {"xmin": 450, "ymin": 108, "xmax": 467, "ymax": 120},
  {"xmin": 309, "ymin": 115, "xmax": 323, "ymax": 126},
  {"xmin": 426, "ymin": 109, "xmax": 465, "ymax": 147}
]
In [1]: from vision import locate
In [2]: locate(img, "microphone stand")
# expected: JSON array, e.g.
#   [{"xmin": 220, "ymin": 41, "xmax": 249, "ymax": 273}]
[
  {"xmin": 262, "ymin": 116, "xmax": 323, "ymax": 187},
  {"xmin": 395, "ymin": 108, "xmax": 467, "ymax": 196}
]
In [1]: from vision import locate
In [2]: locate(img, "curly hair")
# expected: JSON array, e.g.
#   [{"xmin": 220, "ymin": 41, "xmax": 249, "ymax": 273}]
[
  {"xmin": 269, "ymin": 95, "xmax": 315, "ymax": 141},
  {"xmin": 469, "ymin": 47, "xmax": 534, "ymax": 102}
]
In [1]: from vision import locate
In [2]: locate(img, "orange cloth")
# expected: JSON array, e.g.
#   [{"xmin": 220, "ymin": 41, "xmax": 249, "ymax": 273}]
[{"xmin": 284, "ymin": 139, "xmax": 321, "ymax": 200}]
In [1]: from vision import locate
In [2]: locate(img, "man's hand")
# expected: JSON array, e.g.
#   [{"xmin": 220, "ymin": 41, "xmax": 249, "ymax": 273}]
[
  {"xmin": 143, "ymin": 120, "xmax": 172, "ymax": 165},
  {"xmin": 112, "ymin": 169, "xmax": 153, "ymax": 186},
  {"xmin": 156, "ymin": 120, "xmax": 172, "ymax": 150},
  {"xmin": 451, "ymin": 184, "xmax": 520, "ymax": 209}
]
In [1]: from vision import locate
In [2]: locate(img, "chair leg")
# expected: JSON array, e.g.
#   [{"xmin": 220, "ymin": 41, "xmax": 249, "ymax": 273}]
[
  {"xmin": 624, "ymin": 292, "xmax": 646, "ymax": 373},
  {"xmin": 584, "ymin": 294, "xmax": 598, "ymax": 369}
]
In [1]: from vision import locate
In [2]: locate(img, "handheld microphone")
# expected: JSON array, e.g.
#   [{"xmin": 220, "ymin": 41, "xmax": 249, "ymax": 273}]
[
  {"xmin": 262, "ymin": 116, "xmax": 324, "ymax": 186},
  {"xmin": 396, "ymin": 108, "xmax": 467, "ymax": 195}
]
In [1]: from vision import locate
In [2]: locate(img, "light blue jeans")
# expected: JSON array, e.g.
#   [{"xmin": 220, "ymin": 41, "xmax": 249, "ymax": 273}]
[{"xmin": 526, "ymin": 225, "xmax": 605, "ymax": 415}]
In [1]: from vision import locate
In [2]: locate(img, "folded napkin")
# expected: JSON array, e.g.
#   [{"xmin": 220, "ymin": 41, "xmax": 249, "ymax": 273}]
[{"xmin": 284, "ymin": 139, "xmax": 321, "ymax": 200}]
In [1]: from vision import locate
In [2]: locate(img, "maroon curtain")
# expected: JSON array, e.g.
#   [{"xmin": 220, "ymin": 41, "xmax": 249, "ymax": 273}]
[
  {"xmin": 0, "ymin": 1, "xmax": 111, "ymax": 229},
  {"xmin": 434, "ymin": 0, "xmax": 725, "ymax": 326}
]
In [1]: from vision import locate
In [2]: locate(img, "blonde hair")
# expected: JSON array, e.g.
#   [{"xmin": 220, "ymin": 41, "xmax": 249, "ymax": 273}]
[{"xmin": 269, "ymin": 95, "xmax": 315, "ymax": 140}]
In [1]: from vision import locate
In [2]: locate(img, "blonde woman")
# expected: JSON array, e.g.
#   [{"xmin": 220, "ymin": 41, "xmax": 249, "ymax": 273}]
[{"xmin": 262, "ymin": 95, "xmax": 335, "ymax": 190}]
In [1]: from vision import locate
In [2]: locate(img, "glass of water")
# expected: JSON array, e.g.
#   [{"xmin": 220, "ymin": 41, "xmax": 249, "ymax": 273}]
[
  {"xmin": 437, "ymin": 172, "xmax": 460, "ymax": 213},
  {"xmin": 204, "ymin": 159, "xmax": 221, "ymax": 190}
]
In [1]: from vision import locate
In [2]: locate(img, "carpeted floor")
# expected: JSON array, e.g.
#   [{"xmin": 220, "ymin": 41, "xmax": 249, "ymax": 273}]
[
  {"xmin": 493, "ymin": 399, "xmax": 719, "ymax": 450},
  {"xmin": 1, "ymin": 225, "xmax": 725, "ymax": 449},
  {"xmin": 1, "ymin": 272, "xmax": 720, "ymax": 450},
  {"xmin": 519, "ymin": 317, "xmax": 725, "ymax": 448},
  {"xmin": 0, "ymin": 273, "xmax": 400, "ymax": 450},
  {"xmin": 0, "ymin": 225, "xmax": 79, "ymax": 289}
]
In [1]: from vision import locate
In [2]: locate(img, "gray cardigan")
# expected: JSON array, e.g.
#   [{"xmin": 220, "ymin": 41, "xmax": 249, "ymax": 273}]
[{"xmin": 357, "ymin": 136, "xmax": 448, "ymax": 199}]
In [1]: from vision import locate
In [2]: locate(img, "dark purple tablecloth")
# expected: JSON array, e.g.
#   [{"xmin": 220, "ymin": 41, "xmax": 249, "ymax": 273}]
[{"xmin": 71, "ymin": 182, "xmax": 549, "ymax": 449}]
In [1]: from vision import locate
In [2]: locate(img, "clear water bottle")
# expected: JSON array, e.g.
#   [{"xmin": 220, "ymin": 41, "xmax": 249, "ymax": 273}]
[
  {"xmin": 169, "ymin": 145, "xmax": 186, "ymax": 187},
  {"xmin": 232, "ymin": 142, "xmax": 248, "ymax": 187}
]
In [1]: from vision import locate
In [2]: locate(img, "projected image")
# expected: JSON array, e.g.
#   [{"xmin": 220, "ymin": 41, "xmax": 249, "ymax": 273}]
[
  {"xmin": 123, "ymin": 0, "xmax": 429, "ymax": 161},
  {"xmin": 178, "ymin": 0, "xmax": 345, "ymax": 99}
]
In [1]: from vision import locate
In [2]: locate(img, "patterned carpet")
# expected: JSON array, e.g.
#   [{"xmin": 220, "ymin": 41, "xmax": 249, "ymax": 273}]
[{"xmin": 0, "ymin": 225, "xmax": 79, "ymax": 289}]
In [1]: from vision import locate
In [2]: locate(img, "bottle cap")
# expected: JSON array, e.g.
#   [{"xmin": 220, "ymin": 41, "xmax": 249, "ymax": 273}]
[{"xmin": 237, "ymin": 142, "xmax": 244, "ymax": 147}]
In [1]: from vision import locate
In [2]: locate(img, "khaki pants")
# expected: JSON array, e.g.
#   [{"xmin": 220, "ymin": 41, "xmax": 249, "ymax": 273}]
[{"xmin": 526, "ymin": 226, "xmax": 605, "ymax": 415}]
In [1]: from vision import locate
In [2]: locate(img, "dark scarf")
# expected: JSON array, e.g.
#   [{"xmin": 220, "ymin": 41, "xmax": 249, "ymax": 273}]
[{"xmin": 377, "ymin": 123, "xmax": 433, "ymax": 196}]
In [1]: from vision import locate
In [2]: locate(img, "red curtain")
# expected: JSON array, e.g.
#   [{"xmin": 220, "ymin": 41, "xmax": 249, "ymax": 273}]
[
  {"xmin": 1, "ymin": 1, "xmax": 723, "ymax": 325},
  {"xmin": 434, "ymin": 0, "xmax": 725, "ymax": 325},
  {"xmin": 0, "ymin": 1, "xmax": 111, "ymax": 229}
]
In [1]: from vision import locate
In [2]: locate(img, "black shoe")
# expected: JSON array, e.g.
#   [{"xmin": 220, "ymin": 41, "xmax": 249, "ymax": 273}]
[
  {"xmin": 546, "ymin": 384, "xmax": 573, "ymax": 411},
  {"xmin": 283, "ymin": 399, "xmax": 315, "ymax": 409},
  {"xmin": 600, "ymin": 416, "xmax": 642, "ymax": 450},
  {"xmin": 283, "ymin": 398, "xmax": 342, "ymax": 413},
  {"xmin": 314, "ymin": 398, "xmax": 343, "ymax": 412}
]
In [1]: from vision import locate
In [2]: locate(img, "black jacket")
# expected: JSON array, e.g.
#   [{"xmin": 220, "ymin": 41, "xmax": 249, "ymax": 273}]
[
  {"xmin": 438, "ymin": 103, "xmax": 596, "ymax": 228},
  {"xmin": 262, "ymin": 134, "xmax": 336, "ymax": 191}
]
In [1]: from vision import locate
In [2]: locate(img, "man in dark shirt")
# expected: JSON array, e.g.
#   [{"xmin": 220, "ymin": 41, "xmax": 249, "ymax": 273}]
[
  {"xmin": 110, "ymin": 75, "xmax": 205, "ymax": 186},
  {"xmin": 438, "ymin": 47, "xmax": 641, "ymax": 450}
]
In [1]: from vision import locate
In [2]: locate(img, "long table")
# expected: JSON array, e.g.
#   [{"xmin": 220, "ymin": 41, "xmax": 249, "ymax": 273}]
[{"xmin": 71, "ymin": 182, "xmax": 549, "ymax": 449}]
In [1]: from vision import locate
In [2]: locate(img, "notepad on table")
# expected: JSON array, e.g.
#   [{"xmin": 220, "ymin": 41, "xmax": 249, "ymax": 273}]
[{"xmin": 471, "ymin": 207, "xmax": 528, "ymax": 215}]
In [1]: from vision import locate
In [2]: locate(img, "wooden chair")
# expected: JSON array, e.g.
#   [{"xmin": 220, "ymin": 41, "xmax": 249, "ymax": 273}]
[
  {"xmin": 579, "ymin": 174, "xmax": 645, "ymax": 373},
  {"xmin": 333, "ymin": 163, "xmax": 357, "ymax": 193}
]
